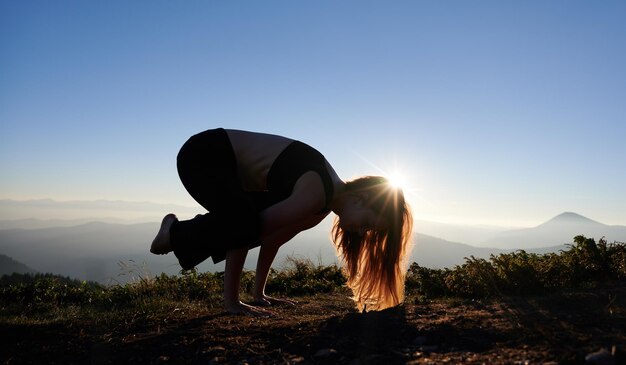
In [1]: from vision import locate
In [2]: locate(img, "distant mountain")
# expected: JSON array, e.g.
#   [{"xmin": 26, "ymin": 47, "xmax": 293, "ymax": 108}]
[
  {"xmin": 410, "ymin": 233, "xmax": 564, "ymax": 269},
  {"xmin": 0, "ymin": 254, "xmax": 37, "ymax": 276},
  {"xmin": 2, "ymin": 218, "xmax": 513, "ymax": 282},
  {"xmin": 0, "ymin": 218, "xmax": 160, "ymax": 230},
  {"xmin": 0, "ymin": 198, "xmax": 200, "ymax": 222},
  {"xmin": 414, "ymin": 220, "xmax": 510, "ymax": 246},
  {"xmin": 484, "ymin": 212, "xmax": 626, "ymax": 249},
  {"xmin": 542, "ymin": 212, "xmax": 600, "ymax": 225},
  {"xmin": 411, "ymin": 233, "xmax": 506, "ymax": 268},
  {"xmin": 0, "ymin": 222, "xmax": 174, "ymax": 283},
  {"xmin": 0, "ymin": 220, "xmax": 338, "ymax": 284},
  {"xmin": 1, "ymin": 212, "xmax": 620, "ymax": 283}
]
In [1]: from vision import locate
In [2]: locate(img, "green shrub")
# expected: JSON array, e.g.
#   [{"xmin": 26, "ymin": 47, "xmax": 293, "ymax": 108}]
[
  {"xmin": 405, "ymin": 264, "xmax": 450, "ymax": 298},
  {"xmin": 406, "ymin": 236, "xmax": 626, "ymax": 299},
  {"xmin": 265, "ymin": 257, "xmax": 346, "ymax": 296}
]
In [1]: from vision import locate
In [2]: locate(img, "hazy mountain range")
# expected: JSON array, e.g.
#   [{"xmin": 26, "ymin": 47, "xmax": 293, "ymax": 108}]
[
  {"xmin": 0, "ymin": 198, "xmax": 200, "ymax": 223},
  {"xmin": 483, "ymin": 212, "xmax": 626, "ymax": 248},
  {"xmin": 0, "ymin": 220, "xmax": 339, "ymax": 284},
  {"xmin": 0, "ymin": 254, "xmax": 37, "ymax": 276},
  {"xmin": 1, "ymin": 200, "xmax": 624, "ymax": 284}
]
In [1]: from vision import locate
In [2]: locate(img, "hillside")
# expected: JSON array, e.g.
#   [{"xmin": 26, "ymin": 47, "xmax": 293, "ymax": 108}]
[
  {"xmin": 0, "ymin": 222, "xmax": 170, "ymax": 283},
  {"xmin": 0, "ymin": 254, "xmax": 36, "ymax": 276},
  {"xmin": 413, "ymin": 234, "xmax": 505, "ymax": 268}
]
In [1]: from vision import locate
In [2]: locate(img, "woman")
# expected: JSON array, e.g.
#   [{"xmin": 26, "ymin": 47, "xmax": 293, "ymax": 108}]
[{"xmin": 151, "ymin": 128, "xmax": 413, "ymax": 316}]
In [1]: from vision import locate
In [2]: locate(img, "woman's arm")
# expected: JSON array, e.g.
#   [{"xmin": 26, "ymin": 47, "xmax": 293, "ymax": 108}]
[
  {"xmin": 224, "ymin": 171, "xmax": 328, "ymax": 315},
  {"xmin": 253, "ymin": 230, "xmax": 296, "ymax": 305},
  {"xmin": 253, "ymin": 213, "xmax": 326, "ymax": 303},
  {"xmin": 223, "ymin": 247, "xmax": 273, "ymax": 316},
  {"xmin": 223, "ymin": 213, "xmax": 326, "ymax": 316}
]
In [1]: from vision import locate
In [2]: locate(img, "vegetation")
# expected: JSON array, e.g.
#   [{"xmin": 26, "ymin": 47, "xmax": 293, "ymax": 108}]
[
  {"xmin": 0, "ymin": 257, "xmax": 347, "ymax": 325},
  {"xmin": 2, "ymin": 236, "xmax": 625, "ymax": 364},
  {"xmin": 1, "ymin": 235, "xmax": 624, "ymax": 322},
  {"xmin": 406, "ymin": 235, "xmax": 626, "ymax": 299}
]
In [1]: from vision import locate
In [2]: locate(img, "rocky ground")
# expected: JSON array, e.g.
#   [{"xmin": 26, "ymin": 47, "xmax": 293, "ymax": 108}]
[{"xmin": 2, "ymin": 283, "xmax": 626, "ymax": 365}]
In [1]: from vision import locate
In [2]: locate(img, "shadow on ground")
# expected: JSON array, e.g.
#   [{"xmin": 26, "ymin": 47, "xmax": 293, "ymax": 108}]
[{"xmin": 2, "ymin": 286, "xmax": 626, "ymax": 364}]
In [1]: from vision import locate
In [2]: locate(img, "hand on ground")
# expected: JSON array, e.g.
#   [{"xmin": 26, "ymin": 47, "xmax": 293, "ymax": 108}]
[
  {"xmin": 252, "ymin": 295, "xmax": 297, "ymax": 307},
  {"xmin": 225, "ymin": 301, "xmax": 274, "ymax": 317}
]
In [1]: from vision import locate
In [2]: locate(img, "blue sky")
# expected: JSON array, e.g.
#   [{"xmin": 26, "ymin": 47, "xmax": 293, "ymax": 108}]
[{"xmin": 1, "ymin": 1, "xmax": 625, "ymax": 227}]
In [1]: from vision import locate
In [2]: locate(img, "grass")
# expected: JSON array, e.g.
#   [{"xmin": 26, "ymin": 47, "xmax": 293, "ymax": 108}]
[
  {"xmin": 1, "ymin": 235, "xmax": 624, "ymax": 325},
  {"xmin": 0, "ymin": 256, "xmax": 348, "ymax": 329},
  {"xmin": 1, "ymin": 236, "xmax": 626, "ymax": 364}
]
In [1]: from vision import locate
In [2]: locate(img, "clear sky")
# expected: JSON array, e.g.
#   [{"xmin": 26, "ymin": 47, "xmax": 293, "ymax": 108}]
[{"xmin": 1, "ymin": 1, "xmax": 625, "ymax": 227}]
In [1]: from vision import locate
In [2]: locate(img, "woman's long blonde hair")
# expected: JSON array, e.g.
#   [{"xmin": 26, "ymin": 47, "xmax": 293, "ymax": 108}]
[{"xmin": 332, "ymin": 176, "xmax": 413, "ymax": 311}]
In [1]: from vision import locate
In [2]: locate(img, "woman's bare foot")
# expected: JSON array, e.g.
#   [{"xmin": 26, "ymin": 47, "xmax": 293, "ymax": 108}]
[{"xmin": 150, "ymin": 213, "xmax": 177, "ymax": 255}]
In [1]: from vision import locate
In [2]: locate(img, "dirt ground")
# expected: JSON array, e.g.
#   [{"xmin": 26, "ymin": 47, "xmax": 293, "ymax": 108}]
[{"xmin": 2, "ymin": 283, "xmax": 626, "ymax": 365}]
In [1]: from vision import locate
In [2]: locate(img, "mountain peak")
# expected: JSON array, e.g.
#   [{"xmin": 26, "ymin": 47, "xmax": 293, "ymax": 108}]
[{"xmin": 542, "ymin": 212, "xmax": 600, "ymax": 226}]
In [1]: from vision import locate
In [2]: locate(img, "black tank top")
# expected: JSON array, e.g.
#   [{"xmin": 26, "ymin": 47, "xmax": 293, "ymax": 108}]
[{"xmin": 266, "ymin": 141, "xmax": 334, "ymax": 213}]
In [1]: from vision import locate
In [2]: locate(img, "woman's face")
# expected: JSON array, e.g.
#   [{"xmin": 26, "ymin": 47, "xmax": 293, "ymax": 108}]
[{"xmin": 339, "ymin": 201, "xmax": 388, "ymax": 235}]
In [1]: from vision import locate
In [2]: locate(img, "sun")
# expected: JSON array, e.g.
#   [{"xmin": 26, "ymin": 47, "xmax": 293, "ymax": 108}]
[
  {"xmin": 387, "ymin": 171, "xmax": 408, "ymax": 190},
  {"xmin": 351, "ymin": 152, "xmax": 413, "ymax": 192}
]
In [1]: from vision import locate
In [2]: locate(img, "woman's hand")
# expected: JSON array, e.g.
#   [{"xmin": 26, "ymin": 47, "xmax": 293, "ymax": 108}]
[
  {"xmin": 225, "ymin": 301, "xmax": 274, "ymax": 317},
  {"xmin": 252, "ymin": 295, "xmax": 297, "ymax": 307}
]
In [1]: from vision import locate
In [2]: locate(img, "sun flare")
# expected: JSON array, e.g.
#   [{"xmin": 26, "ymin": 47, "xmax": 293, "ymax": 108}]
[
  {"xmin": 387, "ymin": 171, "xmax": 408, "ymax": 190},
  {"xmin": 351, "ymin": 151, "xmax": 428, "ymax": 207}
]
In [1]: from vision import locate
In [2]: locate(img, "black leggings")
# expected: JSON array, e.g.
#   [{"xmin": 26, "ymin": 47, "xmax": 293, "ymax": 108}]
[{"xmin": 170, "ymin": 128, "xmax": 263, "ymax": 269}]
